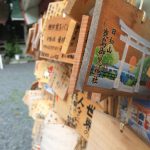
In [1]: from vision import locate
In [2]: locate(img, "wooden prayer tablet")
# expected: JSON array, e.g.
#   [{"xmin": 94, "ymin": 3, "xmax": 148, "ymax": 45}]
[
  {"xmin": 41, "ymin": 15, "xmax": 91, "ymax": 95},
  {"xmin": 77, "ymin": 0, "xmax": 150, "ymax": 97},
  {"xmin": 26, "ymin": 19, "xmax": 43, "ymax": 59},
  {"xmin": 42, "ymin": 0, "xmax": 68, "ymax": 32},
  {"xmin": 26, "ymin": 27, "xmax": 35, "ymax": 55},
  {"xmin": 86, "ymin": 111, "xmax": 150, "ymax": 150},
  {"xmin": 41, "ymin": 16, "xmax": 79, "ymax": 60},
  {"xmin": 74, "ymin": 92, "xmax": 101, "ymax": 140},
  {"xmin": 64, "ymin": 0, "xmax": 96, "ymax": 22},
  {"xmin": 40, "ymin": 15, "xmax": 91, "ymax": 96},
  {"xmin": 34, "ymin": 60, "xmax": 72, "ymax": 100}
]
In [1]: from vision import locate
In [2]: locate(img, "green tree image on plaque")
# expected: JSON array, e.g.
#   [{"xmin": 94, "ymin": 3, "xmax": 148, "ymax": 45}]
[
  {"xmin": 93, "ymin": 44, "xmax": 119, "ymax": 66},
  {"xmin": 102, "ymin": 44, "xmax": 119, "ymax": 66},
  {"xmin": 91, "ymin": 44, "xmax": 119, "ymax": 80},
  {"xmin": 134, "ymin": 57, "xmax": 150, "ymax": 85}
]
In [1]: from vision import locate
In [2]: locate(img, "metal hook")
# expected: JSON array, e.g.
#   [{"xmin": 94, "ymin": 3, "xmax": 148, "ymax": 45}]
[
  {"xmin": 139, "ymin": 0, "xmax": 144, "ymax": 10},
  {"xmin": 139, "ymin": 0, "xmax": 146, "ymax": 23},
  {"xmin": 141, "ymin": 10, "xmax": 146, "ymax": 23},
  {"xmin": 120, "ymin": 122, "xmax": 125, "ymax": 133}
]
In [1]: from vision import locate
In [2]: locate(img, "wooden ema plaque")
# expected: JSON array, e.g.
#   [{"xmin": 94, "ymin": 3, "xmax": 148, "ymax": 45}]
[
  {"xmin": 26, "ymin": 27, "xmax": 35, "ymax": 56},
  {"xmin": 86, "ymin": 111, "xmax": 150, "ymax": 150},
  {"xmin": 77, "ymin": 0, "xmax": 150, "ymax": 97},
  {"xmin": 64, "ymin": 0, "xmax": 96, "ymax": 22},
  {"xmin": 74, "ymin": 92, "xmax": 101, "ymax": 140},
  {"xmin": 54, "ymin": 92, "xmax": 103, "ymax": 140},
  {"xmin": 34, "ymin": 60, "xmax": 71, "ymax": 100},
  {"xmin": 42, "ymin": 0, "xmax": 68, "ymax": 32},
  {"xmin": 39, "ymin": 15, "xmax": 91, "ymax": 95},
  {"xmin": 41, "ymin": 15, "xmax": 91, "ymax": 65},
  {"xmin": 40, "ymin": 16, "xmax": 79, "ymax": 60},
  {"xmin": 46, "ymin": 16, "xmax": 91, "ymax": 94},
  {"xmin": 26, "ymin": 18, "xmax": 43, "ymax": 59}
]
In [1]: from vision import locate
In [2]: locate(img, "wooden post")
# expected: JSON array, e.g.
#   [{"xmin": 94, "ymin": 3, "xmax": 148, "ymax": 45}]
[
  {"xmin": 68, "ymin": 15, "xmax": 91, "ymax": 93},
  {"xmin": 108, "ymin": 96, "xmax": 115, "ymax": 116}
]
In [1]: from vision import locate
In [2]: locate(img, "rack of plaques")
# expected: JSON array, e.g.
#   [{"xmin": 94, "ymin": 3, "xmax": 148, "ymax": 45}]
[{"xmin": 24, "ymin": 0, "xmax": 150, "ymax": 150}]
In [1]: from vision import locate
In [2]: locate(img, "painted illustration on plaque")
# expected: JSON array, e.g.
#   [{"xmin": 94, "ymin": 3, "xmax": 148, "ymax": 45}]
[
  {"xmin": 119, "ymin": 98, "xmax": 150, "ymax": 144},
  {"xmin": 88, "ymin": 19, "xmax": 150, "ymax": 94}
]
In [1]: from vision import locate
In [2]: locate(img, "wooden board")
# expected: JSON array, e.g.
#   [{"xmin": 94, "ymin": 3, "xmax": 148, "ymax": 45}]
[
  {"xmin": 32, "ymin": 118, "xmax": 43, "ymax": 149},
  {"xmin": 34, "ymin": 60, "xmax": 54, "ymax": 83},
  {"xmin": 29, "ymin": 99, "xmax": 52, "ymax": 120},
  {"xmin": 23, "ymin": 90, "xmax": 45, "ymax": 106},
  {"xmin": 41, "ymin": 1, "xmax": 68, "ymax": 56},
  {"xmin": 32, "ymin": 18, "xmax": 43, "ymax": 51},
  {"xmin": 77, "ymin": 0, "xmax": 150, "ymax": 97},
  {"xmin": 42, "ymin": 0, "xmax": 68, "ymax": 32},
  {"xmin": 34, "ymin": 60, "xmax": 72, "ymax": 100},
  {"xmin": 64, "ymin": 0, "xmax": 95, "ymax": 22},
  {"xmin": 41, "ymin": 16, "xmax": 78, "ymax": 59},
  {"xmin": 41, "ymin": 15, "xmax": 90, "ymax": 66},
  {"xmin": 40, "ymin": 15, "xmax": 91, "ymax": 95},
  {"xmin": 75, "ymin": 92, "xmax": 102, "ymax": 140},
  {"xmin": 68, "ymin": 15, "xmax": 91, "ymax": 93},
  {"xmin": 127, "ymin": 0, "xmax": 136, "ymax": 6},
  {"xmin": 51, "ymin": 63, "xmax": 71, "ymax": 100},
  {"xmin": 86, "ymin": 111, "xmax": 150, "ymax": 150},
  {"xmin": 91, "ymin": 92, "xmax": 101, "ymax": 103},
  {"xmin": 53, "ymin": 94, "xmax": 75, "ymax": 122},
  {"xmin": 133, "ymin": 19, "xmax": 150, "ymax": 41},
  {"xmin": 118, "ymin": 97, "xmax": 150, "ymax": 144},
  {"xmin": 26, "ymin": 27, "xmax": 35, "ymax": 55},
  {"xmin": 54, "ymin": 92, "xmax": 105, "ymax": 140},
  {"xmin": 32, "ymin": 118, "xmax": 43, "ymax": 139},
  {"xmin": 26, "ymin": 18, "xmax": 43, "ymax": 59}
]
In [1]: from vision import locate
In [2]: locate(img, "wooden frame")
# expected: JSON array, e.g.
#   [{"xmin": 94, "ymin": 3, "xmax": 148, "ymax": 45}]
[
  {"xmin": 68, "ymin": 15, "xmax": 91, "ymax": 93},
  {"xmin": 77, "ymin": 0, "xmax": 150, "ymax": 98}
]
